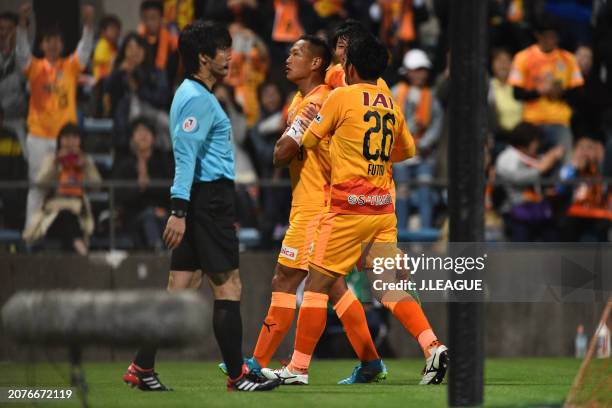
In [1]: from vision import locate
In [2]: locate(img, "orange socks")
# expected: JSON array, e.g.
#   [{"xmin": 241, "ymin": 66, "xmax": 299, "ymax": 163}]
[
  {"xmin": 383, "ymin": 297, "xmax": 438, "ymax": 357},
  {"xmin": 334, "ymin": 290, "xmax": 380, "ymax": 362},
  {"xmin": 288, "ymin": 291, "xmax": 328, "ymax": 373},
  {"xmin": 253, "ymin": 292, "xmax": 296, "ymax": 367}
]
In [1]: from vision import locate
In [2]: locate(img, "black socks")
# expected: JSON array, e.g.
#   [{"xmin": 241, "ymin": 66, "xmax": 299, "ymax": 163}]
[{"xmin": 213, "ymin": 300, "xmax": 244, "ymax": 379}]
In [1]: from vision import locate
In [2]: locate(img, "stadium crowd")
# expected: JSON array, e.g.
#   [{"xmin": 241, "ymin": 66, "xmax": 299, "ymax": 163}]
[{"xmin": 0, "ymin": 0, "xmax": 611, "ymax": 253}]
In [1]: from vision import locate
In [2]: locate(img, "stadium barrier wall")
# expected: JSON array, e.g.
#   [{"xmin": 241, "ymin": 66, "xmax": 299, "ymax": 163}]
[{"xmin": 0, "ymin": 254, "xmax": 605, "ymax": 361}]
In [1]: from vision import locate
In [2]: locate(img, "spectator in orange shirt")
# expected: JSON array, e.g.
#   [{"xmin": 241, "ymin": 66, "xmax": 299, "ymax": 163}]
[
  {"xmin": 138, "ymin": 0, "xmax": 179, "ymax": 85},
  {"xmin": 15, "ymin": 3, "xmax": 95, "ymax": 229},
  {"xmin": 225, "ymin": 22, "xmax": 268, "ymax": 128},
  {"xmin": 92, "ymin": 15, "xmax": 121, "ymax": 82},
  {"xmin": 509, "ymin": 16, "xmax": 584, "ymax": 164}
]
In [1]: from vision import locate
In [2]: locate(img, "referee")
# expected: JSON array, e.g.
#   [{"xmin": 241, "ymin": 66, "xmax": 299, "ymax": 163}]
[{"xmin": 122, "ymin": 21, "xmax": 279, "ymax": 392}]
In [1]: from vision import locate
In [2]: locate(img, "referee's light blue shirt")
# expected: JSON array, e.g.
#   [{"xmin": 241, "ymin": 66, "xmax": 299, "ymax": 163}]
[{"xmin": 169, "ymin": 78, "xmax": 234, "ymax": 202}]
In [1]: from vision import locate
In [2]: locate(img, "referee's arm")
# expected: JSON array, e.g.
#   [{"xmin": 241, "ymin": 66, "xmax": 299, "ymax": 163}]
[{"xmin": 164, "ymin": 102, "xmax": 212, "ymax": 249}]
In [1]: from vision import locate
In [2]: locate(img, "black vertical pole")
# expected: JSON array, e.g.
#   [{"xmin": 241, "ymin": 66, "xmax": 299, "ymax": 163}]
[{"xmin": 448, "ymin": 0, "xmax": 488, "ymax": 406}]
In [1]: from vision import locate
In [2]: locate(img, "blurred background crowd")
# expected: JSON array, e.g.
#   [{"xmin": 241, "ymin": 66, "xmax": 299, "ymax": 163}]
[{"xmin": 0, "ymin": 0, "xmax": 611, "ymax": 254}]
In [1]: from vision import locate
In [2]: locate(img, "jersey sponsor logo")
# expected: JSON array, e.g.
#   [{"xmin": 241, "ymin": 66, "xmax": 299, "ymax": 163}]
[
  {"xmin": 182, "ymin": 116, "xmax": 197, "ymax": 132},
  {"xmin": 347, "ymin": 193, "xmax": 393, "ymax": 206},
  {"xmin": 280, "ymin": 245, "xmax": 298, "ymax": 261},
  {"xmin": 314, "ymin": 113, "xmax": 323, "ymax": 123},
  {"xmin": 362, "ymin": 91, "xmax": 394, "ymax": 109}
]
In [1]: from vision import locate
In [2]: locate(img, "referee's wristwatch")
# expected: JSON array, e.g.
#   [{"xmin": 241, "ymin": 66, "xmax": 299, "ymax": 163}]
[
  {"xmin": 171, "ymin": 209, "xmax": 186, "ymax": 218},
  {"xmin": 171, "ymin": 198, "xmax": 188, "ymax": 218}
]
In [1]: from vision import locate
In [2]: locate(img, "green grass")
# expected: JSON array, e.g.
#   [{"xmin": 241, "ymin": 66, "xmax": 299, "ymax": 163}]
[{"xmin": 0, "ymin": 358, "xmax": 580, "ymax": 407}]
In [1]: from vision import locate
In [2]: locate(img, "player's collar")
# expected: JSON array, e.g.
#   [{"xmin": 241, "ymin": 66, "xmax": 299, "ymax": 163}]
[{"xmin": 189, "ymin": 75, "xmax": 212, "ymax": 93}]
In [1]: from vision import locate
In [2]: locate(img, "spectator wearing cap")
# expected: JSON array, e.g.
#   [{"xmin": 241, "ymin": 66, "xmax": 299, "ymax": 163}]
[
  {"xmin": 112, "ymin": 118, "xmax": 172, "ymax": 251},
  {"xmin": 92, "ymin": 14, "xmax": 121, "ymax": 82},
  {"xmin": 15, "ymin": 3, "xmax": 95, "ymax": 229},
  {"xmin": 509, "ymin": 16, "xmax": 584, "ymax": 164},
  {"xmin": 138, "ymin": 0, "xmax": 179, "ymax": 85},
  {"xmin": 391, "ymin": 48, "xmax": 443, "ymax": 231},
  {"xmin": 0, "ymin": 11, "xmax": 27, "ymax": 153}
]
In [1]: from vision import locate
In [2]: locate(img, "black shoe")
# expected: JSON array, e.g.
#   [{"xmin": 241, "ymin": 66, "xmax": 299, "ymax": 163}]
[
  {"xmin": 123, "ymin": 363, "xmax": 172, "ymax": 391},
  {"xmin": 227, "ymin": 365, "xmax": 281, "ymax": 392}
]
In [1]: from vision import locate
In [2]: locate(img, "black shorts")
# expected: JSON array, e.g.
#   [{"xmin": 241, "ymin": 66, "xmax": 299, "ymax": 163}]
[{"xmin": 170, "ymin": 179, "xmax": 239, "ymax": 274}]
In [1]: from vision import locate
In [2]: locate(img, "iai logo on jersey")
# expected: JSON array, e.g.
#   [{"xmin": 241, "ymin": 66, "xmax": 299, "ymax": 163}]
[
  {"xmin": 280, "ymin": 245, "xmax": 298, "ymax": 261},
  {"xmin": 182, "ymin": 117, "xmax": 197, "ymax": 132},
  {"xmin": 314, "ymin": 113, "xmax": 323, "ymax": 123}
]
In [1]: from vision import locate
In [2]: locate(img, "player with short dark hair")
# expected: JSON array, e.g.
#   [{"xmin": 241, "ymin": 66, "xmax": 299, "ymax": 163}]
[
  {"xmin": 262, "ymin": 33, "xmax": 448, "ymax": 386},
  {"xmin": 122, "ymin": 20, "xmax": 280, "ymax": 392},
  {"xmin": 325, "ymin": 20, "xmax": 391, "ymax": 93}
]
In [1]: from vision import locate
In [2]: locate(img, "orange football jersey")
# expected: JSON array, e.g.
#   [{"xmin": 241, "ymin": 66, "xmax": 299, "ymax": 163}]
[
  {"xmin": 286, "ymin": 84, "xmax": 332, "ymax": 207},
  {"xmin": 325, "ymin": 63, "xmax": 392, "ymax": 94},
  {"xmin": 25, "ymin": 54, "xmax": 83, "ymax": 138},
  {"xmin": 509, "ymin": 45, "xmax": 583, "ymax": 126},
  {"xmin": 308, "ymin": 83, "xmax": 415, "ymax": 215}
]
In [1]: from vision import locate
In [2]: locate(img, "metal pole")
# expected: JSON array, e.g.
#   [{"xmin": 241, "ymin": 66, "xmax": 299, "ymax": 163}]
[{"xmin": 448, "ymin": 0, "xmax": 488, "ymax": 406}]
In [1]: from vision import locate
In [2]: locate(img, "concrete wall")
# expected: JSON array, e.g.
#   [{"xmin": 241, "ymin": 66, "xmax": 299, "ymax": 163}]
[{"xmin": 0, "ymin": 253, "xmax": 605, "ymax": 362}]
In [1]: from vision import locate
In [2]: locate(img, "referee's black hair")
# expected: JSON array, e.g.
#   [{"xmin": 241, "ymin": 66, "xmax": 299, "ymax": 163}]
[
  {"xmin": 345, "ymin": 34, "xmax": 388, "ymax": 81},
  {"xmin": 330, "ymin": 19, "xmax": 367, "ymax": 50},
  {"xmin": 299, "ymin": 34, "xmax": 332, "ymax": 75},
  {"xmin": 179, "ymin": 20, "xmax": 232, "ymax": 76}
]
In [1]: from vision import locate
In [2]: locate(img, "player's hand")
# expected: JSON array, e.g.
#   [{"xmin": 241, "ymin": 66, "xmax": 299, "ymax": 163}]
[
  {"xmin": 19, "ymin": 3, "xmax": 32, "ymax": 27},
  {"xmin": 301, "ymin": 103, "xmax": 318, "ymax": 123},
  {"xmin": 81, "ymin": 4, "xmax": 95, "ymax": 28},
  {"xmin": 163, "ymin": 215, "xmax": 185, "ymax": 249}
]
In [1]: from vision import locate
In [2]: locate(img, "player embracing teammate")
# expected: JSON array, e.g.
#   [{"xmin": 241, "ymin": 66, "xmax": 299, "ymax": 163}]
[
  {"xmin": 260, "ymin": 28, "xmax": 449, "ymax": 386},
  {"xmin": 220, "ymin": 34, "xmax": 388, "ymax": 385}
]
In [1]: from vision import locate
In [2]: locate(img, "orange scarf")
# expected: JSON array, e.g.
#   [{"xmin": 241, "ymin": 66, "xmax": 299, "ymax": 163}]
[
  {"xmin": 567, "ymin": 164, "xmax": 612, "ymax": 220},
  {"xmin": 272, "ymin": 0, "xmax": 304, "ymax": 43},
  {"xmin": 395, "ymin": 82, "xmax": 432, "ymax": 139},
  {"xmin": 379, "ymin": 0, "xmax": 414, "ymax": 45},
  {"xmin": 138, "ymin": 24, "xmax": 178, "ymax": 70},
  {"xmin": 398, "ymin": 0, "xmax": 415, "ymax": 42},
  {"xmin": 58, "ymin": 160, "xmax": 84, "ymax": 197}
]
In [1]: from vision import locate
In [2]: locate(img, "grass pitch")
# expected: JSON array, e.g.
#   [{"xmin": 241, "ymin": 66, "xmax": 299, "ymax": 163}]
[{"xmin": 0, "ymin": 358, "xmax": 580, "ymax": 407}]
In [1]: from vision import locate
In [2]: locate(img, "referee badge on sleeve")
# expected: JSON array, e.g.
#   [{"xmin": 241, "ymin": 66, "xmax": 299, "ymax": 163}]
[{"xmin": 182, "ymin": 117, "xmax": 198, "ymax": 132}]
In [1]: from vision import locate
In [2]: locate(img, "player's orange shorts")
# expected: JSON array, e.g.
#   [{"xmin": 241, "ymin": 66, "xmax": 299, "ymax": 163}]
[
  {"xmin": 309, "ymin": 212, "xmax": 398, "ymax": 276},
  {"xmin": 277, "ymin": 205, "xmax": 325, "ymax": 270}
]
